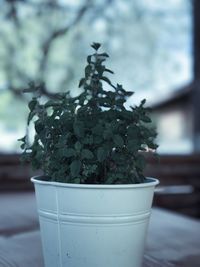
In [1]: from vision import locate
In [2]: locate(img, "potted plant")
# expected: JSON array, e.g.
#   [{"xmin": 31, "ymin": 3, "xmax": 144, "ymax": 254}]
[{"xmin": 19, "ymin": 43, "xmax": 159, "ymax": 267}]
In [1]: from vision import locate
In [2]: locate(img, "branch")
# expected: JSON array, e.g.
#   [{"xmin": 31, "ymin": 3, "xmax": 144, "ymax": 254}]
[
  {"xmin": 5, "ymin": 0, "xmax": 20, "ymax": 27},
  {"xmin": 38, "ymin": 83, "xmax": 65, "ymax": 99},
  {"xmin": 10, "ymin": 0, "xmax": 71, "ymax": 11},
  {"xmin": 2, "ymin": 0, "xmax": 115, "ymax": 100},
  {"xmin": 39, "ymin": 0, "xmax": 92, "ymax": 77},
  {"xmin": 0, "ymin": 83, "xmax": 63, "ymax": 101},
  {"xmin": 0, "ymin": 85, "xmax": 26, "ymax": 100}
]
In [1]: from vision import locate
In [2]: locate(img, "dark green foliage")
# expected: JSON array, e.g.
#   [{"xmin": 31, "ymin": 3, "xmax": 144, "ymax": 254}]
[{"xmin": 19, "ymin": 43, "xmax": 158, "ymax": 184}]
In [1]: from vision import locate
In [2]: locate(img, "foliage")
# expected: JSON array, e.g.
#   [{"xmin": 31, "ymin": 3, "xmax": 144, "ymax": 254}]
[{"xmin": 19, "ymin": 43, "xmax": 158, "ymax": 184}]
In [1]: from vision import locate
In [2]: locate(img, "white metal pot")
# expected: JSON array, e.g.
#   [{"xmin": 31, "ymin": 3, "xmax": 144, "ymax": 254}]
[{"xmin": 31, "ymin": 176, "xmax": 159, "ymax": 267}]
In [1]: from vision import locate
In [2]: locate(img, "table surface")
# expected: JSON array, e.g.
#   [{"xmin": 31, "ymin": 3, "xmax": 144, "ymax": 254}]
[
  {"xmin": 0, "ymin": 192, "xmax": 200, "ymax": 267},
  {"xmin": 144, "ymin": 208, "xmax": 200, "ymax": 267}
]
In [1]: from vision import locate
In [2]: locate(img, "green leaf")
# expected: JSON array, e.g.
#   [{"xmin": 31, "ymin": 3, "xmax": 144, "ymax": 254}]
[
  {"xmin": 127, "ymin": 140, "xmax": 139, "ymax": 152},
  {"xmin": 92, "ymin": 124, "xmax": 104, "ymax": 135},
  {"xmin": 81, "ymin": 149, "xmax": 94, "ymax": 159},
  {"xmin": 73, "ymin": 121, "xmax": 84, "ymax": 138},
  {"xmin": 75, "ymin": 141, "xmax": 82, "ymax": 152},
  {"xmin": 105, "ymin": 68, "xmax": 114, "ymax": 74},
  {"xmin": 82, "ymin": 164, "xmax": 97, "ymax": 176},
  {"xmin": 127, "ymin": 126, "xmax": 139, "ymax": 138},
  {"xmin": 18, "ymin": 136, "xmax": 26, "ymax": 142},
  {"xmin": 20, "ymin": 143, "xmax": 26, "ymax": 149},
  {"xmin": 96, "ymin": 65, "xmax": 105, "ymax": 76},
  {"xmin": 141, "ymin": 99, "xmax": 146, "ymax": 106},
  {"xmin": 28, "ymin": 99, "xmax": 37, "ymax": 111},
  {"xmin": 27, "ymin": 111, "xmax": 36, "ymax": 124},
  {"xmin": 72, "ymin": 177, "xmax": 81, "ymax": 184},
  {"xmin": 101, "ymin": 76, "xmax": 112, "ymax": 85},
  {"xmin": 141, "ymin": 115, "xmax": 152, "ymax": 123},
  {"xmin": 85, "ymin": 65, "xmax": 92, "ymax": 77},
  {"xmin": 44, "ymin": 100, "xmax": 60, "ymax": 108},
  {"xmin": 83, "ymin": 135, "xmax": 93, "ymax": 145},
  {"xmin": 93, "ymin": 136, "xmax": 102, "ymax": 144},
  {"xmin": 104, "ymin": 175, "xmax": 116, "ymax": 184},
  {"xmin": 70, "ymin": 160, "xmax": 81, "ymax": 178},
  {"xmin": 78, "ymin": 78, "xmax": 85, "ymax": 88},
  {"xmin": 35, "ymin": 121, "xmax": 44, "ymax": 134},
  {"xmin": 135, "ymin": 155, "xmax": 146, "ymax": 170},
  {"xmin": 98, "ymin": 53, "xmax": 109, "ymax": 58},
  {"xmin": 87, "ymin": 55, "xmax": 92, "ymax": 64},
  {"xmin": 97, "ymin": 147, "xmax": 108, "ymax": 162},
  {"xmin": 103, "ymin": 129, "xmax": 113, "ymax": 140},
  {"xmin": 91, "ymin": 42, "xmax": 101, "ymax": 50},
  {"xmin": 124, "ymin": 91, "xmax": 133, "ymax": 97},
  {"xmin": 146, "ymin": 140, "xmax": 158, "ymax": 150},
  {"xmin": 113, "ymin": 134, "xmax": 124, "ymax": 147},
  {"xmin": 64, "ymin": 148, "xmax": 76, "ymax": 158}
]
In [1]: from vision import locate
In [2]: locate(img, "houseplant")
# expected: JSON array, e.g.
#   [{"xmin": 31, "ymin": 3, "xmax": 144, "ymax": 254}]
[{"xmin": 19, "ymin": 43, "xmax": 159, "ymax": 267}]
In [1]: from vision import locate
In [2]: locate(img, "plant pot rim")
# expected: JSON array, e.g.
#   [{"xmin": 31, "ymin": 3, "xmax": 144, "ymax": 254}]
[{"xmin": 31, "ymin": 176, "xmax": 159, "ymax": 189}]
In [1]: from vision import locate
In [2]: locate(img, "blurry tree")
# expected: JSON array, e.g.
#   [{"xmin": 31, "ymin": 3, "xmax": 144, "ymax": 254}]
[
  {"xmin": 0, "ymin": 0, "xmax": 192, "ymax": 151},
  {"xmin": 0, "ymin": 0, "xmax": 192, "ymax": 96}
]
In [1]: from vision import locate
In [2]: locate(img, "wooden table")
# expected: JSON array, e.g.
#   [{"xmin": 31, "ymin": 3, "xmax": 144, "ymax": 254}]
[
  {"xmin": 0, "ymin": 192, "xmax": 199, "ymax": 267},
  {"xmin": 144, "ymin": 208, "xmax": 200, "ymax": 267}
]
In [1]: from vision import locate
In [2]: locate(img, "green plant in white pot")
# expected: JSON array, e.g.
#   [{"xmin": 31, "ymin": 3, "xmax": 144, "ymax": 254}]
[{"xmin": 19, "ymin": 43, "xmax": 159, "ymax": 267}]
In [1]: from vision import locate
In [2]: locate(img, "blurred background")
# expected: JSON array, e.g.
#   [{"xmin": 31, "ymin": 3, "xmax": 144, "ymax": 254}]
[
  {"xmin": 0, "ymin": 0, "xmax": 200, "ymax": 218},
  {"xmin": 0, "ymin": 0, "xmax": 194, "ymax": 153}
]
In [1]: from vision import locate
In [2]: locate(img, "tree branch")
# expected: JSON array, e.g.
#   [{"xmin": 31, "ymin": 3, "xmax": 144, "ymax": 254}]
[
  {"xmin": 39, "ymin": 0, "xmax": 92, "ymax": 78},
  {"xmin": 2, "ymin": 0, "xmax": 115, "ymax": 100}
]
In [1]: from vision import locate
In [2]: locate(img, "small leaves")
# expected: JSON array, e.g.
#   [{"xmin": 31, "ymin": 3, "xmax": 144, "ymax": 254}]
[
  {"xmin": 18, "ymin": 136, "xmax": 26, "ymax": 142},
  {"xmin": 18, "ymin": 136, "xmax": 27, "ymax": 150},
  {"xmin": 105, "ymin": 68, "xmax": 114, "ymax": 74},
  {"xmin": 87, "ymin": 55, "xmax": 92, "ymax": 64},
  {"xmin": 113, "ymin": 134, "xmax": 124, "ymax": 147},
  {"xmin": 79, "ymin": 78, "xmax": 85, "ymax": 88},
  {"xmin": 73, "ymin": 121, "xmax": 84, "ymax": 138},
  {"xmin": 82, "ymin": 164, "xmax": 97, "ymax": 177},
  {"xmin": 64, "ymin": 148, "xmax": 76, "ymax": 158},
  {"xmin": 28, "ymin": 99, "xmax": 37, "ymax": 111},
  {"xmin": 83, "ymin": 134, "xmax": 93, "ymax": 145},
  {"xmin": 27, "ymin": 111, "xmax": 36, "ymax": 125},
  {"xmin": 146, "ymin": 140, "xmax": 158, "ymax": 150},
  {"xmin": 135, "ymin": 155, "xmax": 146, "ymax": 170},
  {"xmin": 127, "ymin": 126, "xmax": 139, "ymax": 138},
  {"xmin": 71, "ymin": 177, "xmax": 81, "ymax": 184},
  {"xmin": 127, "ymin": 140, "xmax": 139, "ymax": 152},
  {"xmin": 85, "ymin": 65, "xmax": 93, "ymax": 77},
  {"xmin": 98, "ymin": 53, "xmax": 109, "ymax": 58},
  {"xmin": 35, "ymin": 121, "xmax": 44, "ymax": 134},
  {"xmin": 81, "ymin": 149, "xmax": 94, "ymax": 159},
  {"xmin": 91, "ymin": 42, "xmax": 101, "ymax": 50},
  {"xmin": 70, "ymin": 160, "xmax": 81, "ymax": 178},
  {"xmin": 141, "ymin": 115, "xmax": 152, "ymax": 123},
  {"xmin": 141, "ymin": 99, "xmax": 146, "ymax": 106},
  {"xmin": 97, "ymin": 147, "xmax": 108, "ymax": 162},
  {"xmin": 44, "ymin": 100, "xmax": 60, "ymax": 108},
  {"xmin": 75, "ymin": 141, "xmax": 82, "ymax": 152},
  {"xmin": 96, "ymin": 65, "xmax": 105, "ymax": 76},
  {"xmin": 103, "ymin": 129, "xmax": 113, "ymax": 140},
  {"xmin": 101, "ymin": 76, "xmax": 112, "ymax": 85},
  {"xmin": 92, "ymin": 124, "xmax": 104, "ymax": 135},
  {"xmin": 20, "ymin": 43, "xmax": 158, "ymax": 185}
]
